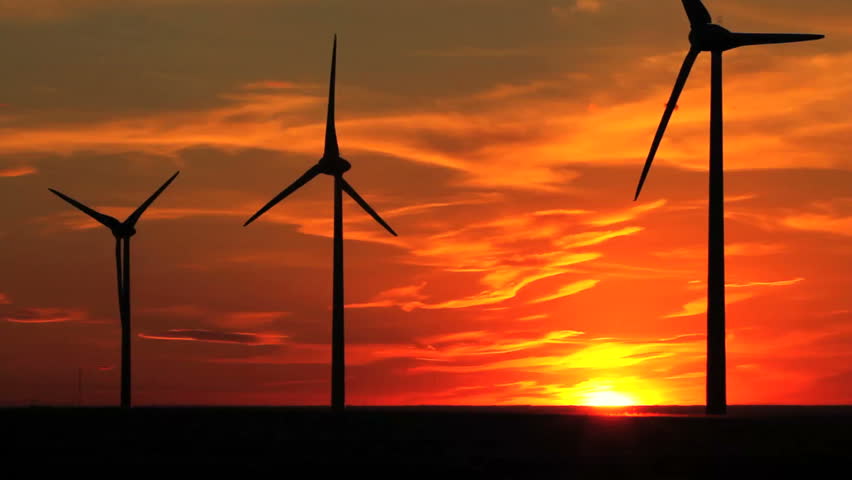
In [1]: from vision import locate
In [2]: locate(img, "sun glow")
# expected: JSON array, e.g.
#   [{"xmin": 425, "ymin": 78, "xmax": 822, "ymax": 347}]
[
  {"xmin": 581, "ymin": 390, "xmax": 638, "ymax": 407},
  {"xmin": 559, "ymin": 377, "xmax": 666, "ymax": 407}
]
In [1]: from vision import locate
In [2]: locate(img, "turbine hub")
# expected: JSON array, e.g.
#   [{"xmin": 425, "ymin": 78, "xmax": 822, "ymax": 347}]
[
  {"xmin": 112, "ymin": 224, "xmax": 137, "ymax": 238},
  {"xmin": 689, "ymin": 23, "xmax": 733, "ymax": 52},
  {"xmin": 319, "ymin": 156, "xmax": 352, "ymax": 176}
]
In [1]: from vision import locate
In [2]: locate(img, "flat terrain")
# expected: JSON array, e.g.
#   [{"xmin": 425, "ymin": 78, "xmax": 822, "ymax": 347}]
[{"xmin": 2, "ymin": 406, "xmax": 850, "ymax": 478}]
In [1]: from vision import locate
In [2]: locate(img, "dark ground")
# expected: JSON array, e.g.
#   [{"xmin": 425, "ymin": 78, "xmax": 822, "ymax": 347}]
[{"xmin": 2, "ymin": 406, "xmax": 850, "ymax": 478}]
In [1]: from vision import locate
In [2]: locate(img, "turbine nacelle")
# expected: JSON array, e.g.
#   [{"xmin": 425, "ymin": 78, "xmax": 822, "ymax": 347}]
[
  {"xmin": 689, "ymin": 23, "xmax": 734, "ymax": 51},
  {"xmin": 111, "ymin": 224, "xmax": 137, "ymax": 238},
  {"xmin": 318, "ymin": 156, "xmax": 352, "ymax": 176}
]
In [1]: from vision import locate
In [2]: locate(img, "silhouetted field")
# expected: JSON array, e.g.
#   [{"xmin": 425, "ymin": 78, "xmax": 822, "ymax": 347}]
[{"xmin": 2, "ymin": 406, "xmax": 850, "ymax": 478}]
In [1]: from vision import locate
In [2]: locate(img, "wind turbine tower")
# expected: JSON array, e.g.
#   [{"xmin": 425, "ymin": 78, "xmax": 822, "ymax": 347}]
[
  {"xmin": 50, "ymin": 171, "xmax": 180, "ymax": 408},
  {"xmin": 633, "ymin": 0, "xmax": 823, "ymax": 414},
  {"xmin": 244, "ymin": 36, "xmax": 398, "ymax": 413}
]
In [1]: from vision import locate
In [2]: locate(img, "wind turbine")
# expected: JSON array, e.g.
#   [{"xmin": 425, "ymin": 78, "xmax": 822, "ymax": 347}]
[
  {"xmin": 243, "ymin": 36, "xmax": 398, "ymax": 413},
  {"xmin": 49, "ymin": 171, "xmax": 180, "ymax": 408},
  {"xmin": 634, "ymin": 0, "xmax": 823, "ymax": 415}
]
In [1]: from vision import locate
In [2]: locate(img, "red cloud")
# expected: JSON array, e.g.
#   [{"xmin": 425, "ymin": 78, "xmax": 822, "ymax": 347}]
[
  {"xmin": 3, "ymin": 308, "xmax": 82, "ymax": 324},
  {"xmin": 0, "ymin": 166, "xmax": 37, "ymax": 177},
  {"xmin": 139, "ymin": 329, "xmax": 287, "ymax": 346}
]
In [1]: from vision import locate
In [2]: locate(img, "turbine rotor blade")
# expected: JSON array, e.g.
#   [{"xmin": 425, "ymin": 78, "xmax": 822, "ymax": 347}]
[
  {"xmin": 48, "ymin": 188, "xmax": 120, "ymax": 229},
  {"xmin": 243, "ymin": 164, "xmax": 323, "ymax": 227},
  {"xmin": 682, "ymin": 0, "xmax": 711, "ymax": 27},
  {"xmin": 125, "ymin": 171, "xmax": 180, "ymax": 227},
  {"xmin": 728, "ymin": 32, "xmax": 824, "ymax": 49},
  {"xmin": 340, "ymin": 178, "xmax": 398, "ymax": 237},
  {"xmin": 635, "ymin": 48, "xmax": 700, "ymax": 201},
  {"xmin": 324, "ymin": 35, "xmax": 339, "ymax": 158}
]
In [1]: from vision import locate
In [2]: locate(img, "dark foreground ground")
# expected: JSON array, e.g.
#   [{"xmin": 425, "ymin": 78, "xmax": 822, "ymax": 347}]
[{"xmin": 2, "ymin": 406, "xmax": 851, "ymax": 478}]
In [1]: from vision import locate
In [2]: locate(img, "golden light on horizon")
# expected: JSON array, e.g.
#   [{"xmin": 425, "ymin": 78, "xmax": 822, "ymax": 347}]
[
  {"xmin": 561, "ymin": 377, "xmax": 668, "ymax": 407},
  {"xmin": 581, "ymin": 390, "xmax": 637, "ymax": 407}
]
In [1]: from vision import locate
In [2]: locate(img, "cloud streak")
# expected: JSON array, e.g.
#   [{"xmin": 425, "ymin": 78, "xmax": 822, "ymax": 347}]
[
  {"xmin": 0, "ymin": 166, "xmax": 36, "ymax": 177},
  {"xmin": 528, "ymin": 279, "xmax": 600, "ymax": 304},
  {"xmin": 3, "ymin": 308, "xmax": 83, "ymax": 324},
  {"xmin": 139, "ymin": 329, "xmax": 287, "ymax": 346}
]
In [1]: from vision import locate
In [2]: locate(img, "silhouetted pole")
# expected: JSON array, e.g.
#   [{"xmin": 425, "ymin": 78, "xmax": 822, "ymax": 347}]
[
  {"xmin": 241, "ymin": 39, "xmax": 394, "ymax": 413},
  {"xmin": 706, "ymin": 49, "xmax": 726, "ymax": 415},
  {"xmin": 115, "ymin": 237, "xmax": 123, "ymax": 319},
  {"xmin": 634, "ymin": 1, "xmax": 822, "ymax": 417},
  {"xmin": 332, "ymin": 173, "xmax": 345, "ymax": 413},
  {"xmin": 121, "ymin": 237, "xmax": 132, "ymax": 409},
  {"xmin": 48, "ymin": 171, "xmax": 179, "ymax": 410}
]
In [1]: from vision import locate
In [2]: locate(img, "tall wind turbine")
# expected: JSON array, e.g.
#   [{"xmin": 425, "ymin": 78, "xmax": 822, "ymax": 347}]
[
  {"xmin": 634, "ymin": 0, "xmax": 823, "ymax": 415},
  {"xmin": 244, "ymin": 36, "xmax": 398, "ymax": 413},
  {"xmin": 49, "ymin": 171, "xmax": 180, "ymax": 408}
]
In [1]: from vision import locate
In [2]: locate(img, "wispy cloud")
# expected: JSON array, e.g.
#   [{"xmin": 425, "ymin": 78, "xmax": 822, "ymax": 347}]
[
  {"xmin": 345, "ymin": 197, "xmax": 651, "ymax": 311},
  {"xmin": 411, "ymin": 329, "xmax": 585, "ymax": 359},
  {"xmin": 585, "ymin": 200, "xmax": 667, "ymax": 227},
  {"xmin": 349, "ymin": 256, "xmax": 600, "ymax": 311},
  {"xmin": 465, "ymin": 377, "xmax": 670, "ymax": 406},
  {"xmin": 2, "ymin": 50, "xmax": 847, "ymax": 193},
  {"xmin": 782, "ymin": 213, "xmax": 852, "ymax": 236},
  {"xmin": 0, "ymin": 166, "xmax": 36, "ymax": 177},
  {"xmin": 528, "ymin": 279, "xmax": 600, "ymax": 304},
  {"xmin": 139, "ymin": 329, "xmax": 287, "ymax": 346},
  {"xmin": 726, "ymin": 278, "xmax": 805, "ymax": 289},
  {"xmin": 557, "ymin": 227, "xmax": 643, "ymax": 249},
  {"xmin": 3, "ymin": 308, "xmax": 83, "ymax": 324},
  {"xmin": 655, "ymin": 242, "xmax": 787, "ymax": 259},
  {"xmin": 409, "ymin": 334, "xmax": 705, "ymax": 374},
  {"xmin": 215, "ymin": 329, "xmax": 587, "ymax": 367},
  {"xmin": 551, "ymin": 0, "xmax": 603, "ymax": 17},
  {"xmin": 665, "ymin": 293, "xmax": 755, "ymax": 319},
  {"xmin": 533, "ymin": 209, "xmax": 591, "ymax": 217}
]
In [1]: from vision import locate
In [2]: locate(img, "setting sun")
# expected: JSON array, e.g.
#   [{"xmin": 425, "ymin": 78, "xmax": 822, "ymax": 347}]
[
  {"xmin": 561, "ymin": 378, "xmax": 665, "ymax": 407},
  {"xmin": 582, "ymin": 391, "xmax": 637, "ymax": 407}
]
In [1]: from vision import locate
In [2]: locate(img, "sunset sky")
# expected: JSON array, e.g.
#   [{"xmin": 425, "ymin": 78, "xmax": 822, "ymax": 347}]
[{"xmin": 1, "ymin": 0, "xmax": 851, "ymax": 407}]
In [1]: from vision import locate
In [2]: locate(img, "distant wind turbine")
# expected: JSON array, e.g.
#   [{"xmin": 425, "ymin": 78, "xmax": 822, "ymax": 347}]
[
  {"xmin": 634, "ymin": 0, "xmax": 823, "ymax": 415},
  {"xmin": 49, "ymin": 171, "xmax": 180, "ymax": 408},
  {"xmin": 244, "ymin": 36, "xmax": 398, "ymax": 413}
]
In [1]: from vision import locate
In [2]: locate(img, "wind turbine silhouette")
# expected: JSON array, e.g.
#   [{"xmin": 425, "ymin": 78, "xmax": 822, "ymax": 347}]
[
  {"xmin": 49, "ymin": 171, "xmax": 180, "ymax": 408},
  {"xmin": 244, "ymin": 35, "xmax": 398, "ymax": 413},
  {"xmin": 634, "ymin": 0, "xmax": 823, "ymax": 415}
]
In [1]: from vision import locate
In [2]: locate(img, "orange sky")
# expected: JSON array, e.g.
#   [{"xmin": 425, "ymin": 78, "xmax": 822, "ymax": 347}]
[{"xmin": 1, "ymin": 0, "xmax": 850, "ymax": 406}]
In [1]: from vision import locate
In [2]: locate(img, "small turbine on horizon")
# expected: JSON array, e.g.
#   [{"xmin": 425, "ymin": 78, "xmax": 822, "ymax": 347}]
[
  {"xmin": 244, "ymin": 35, "xmax": 398, "ymax": 413},
  {"xmin": 49, "ymin": 171, "xmax": 180, "ymax": 408},
  {"xmin": 633, "ymin": 0, "xmax": 823, "ymax": 415}
]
